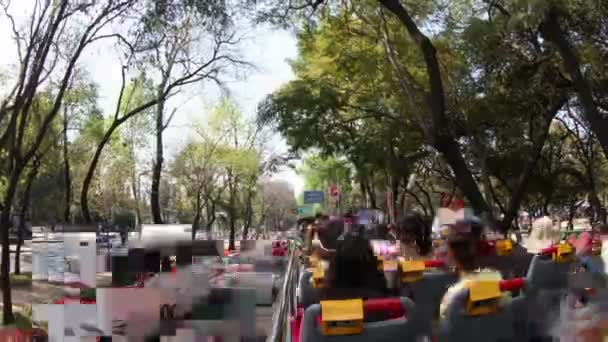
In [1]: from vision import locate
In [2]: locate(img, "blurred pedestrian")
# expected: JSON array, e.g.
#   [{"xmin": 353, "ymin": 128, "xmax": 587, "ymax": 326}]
[{"xmin": 526, "ymin": 216, "xmax": 561, "ymax": 253}]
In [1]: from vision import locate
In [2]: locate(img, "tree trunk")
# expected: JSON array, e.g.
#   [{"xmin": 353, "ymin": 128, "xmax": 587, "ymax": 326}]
[
  {"xmin": 589, "ymin": 190, "xmax": 607, "ymax": 224},
  {"xmin": 243, "ymin": 195, "xmax": 253, "ymax": 239},
  {"xmin": 63, "ymin": 108, "xmax": 71, "ymax": 223},
  {"xmin": 390, "ymin": 175, "xmax": 399, "ymax": 219},
  {"xmin": 228, "ymin": 212, "xmax": 236, "ymax": 251},
  {"xmin": 435, "ymin": 138, "xmax": 491, "ymax": 215},
  {"xmin": 417, "ymin": 184, "xmax": 435, "ymax": 218},
  {"xmin": 540, "ymin": 7, "xmax": 608, "ymax": 157},
  {"xmin": 129, "ymin": 137, "xmax": 142, "ymax": 225},
  {"xmin": 1, "ymin": 168, "xmax": 22, "ymax": 325},
  {"xmin": 192, "ymin": 191, "xmax": 202, "ymax": 240},
  {"xmin": 366, "ymin": 182, "xmax": 377, "ymax": 208},
  {"xmin": 228, "ymin": 172, "xmax": 237, "ymax": 251},
  {"xmin": 151, "ymin": 97, "xmax": 165, "ymax": 224},
  {"xmin": 131, "ymin": 173, "xmax": 142, "ymax": 226},
  {"xmin": 14, "ymin": 161, "xmax": 39, "ymax": 275},
  {"xmin": 568, "ymin": 198, "xmax": 578, "ymax": 231},
  {"xmin": 379, "ymin": 0, "xmax": 491, "ymax": 216},
  {"xmin": 1, "ymin": 213, "xmax": 15, "ymax": 324},
  {"xmin": 499, "ymin": 97, "xmax": 567, "ymax": 231},
  {"xmin": 192, "ymin": 213, "xmax": 200, "ymax": 241},
  {"xmin": 399, "ymin": 189, "xmax": 407, "ymax": 213},
  {"xmin": 81, "ymin": 121, "xmax": 123, "ymax": 223},
  {"xmin": 205, "ymin": 197, "xmax": 217, "ymax": 234},
  {"xmin": 358, "ymin": 177, "xmax": 368, "ymax": 207},
  {"xmin": 14, "ymin": 223, "xmax": 22, "ymax": 276},
  {"xmin": 476, "ymin": 140, "xmax": 496, "ymax": 215},
  {"xmin": 542, "ymin": 198, "xmax": 551, "ymax": 217}
]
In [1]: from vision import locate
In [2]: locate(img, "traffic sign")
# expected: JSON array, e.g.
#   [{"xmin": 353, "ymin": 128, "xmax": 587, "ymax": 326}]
[
  {"xmin": 329, "ymin": 185, "xmax": 340, "ymax": 203},
  {"xmin": 297, "ymin": 205, "xmax": 315, "ymax": 216},
  {"xmin": 303, "ymin": 191, "xmax": 325, "ymax": 204}
]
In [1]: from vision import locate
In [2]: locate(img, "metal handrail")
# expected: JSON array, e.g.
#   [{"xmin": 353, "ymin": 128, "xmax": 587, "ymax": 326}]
[{"xmin": 268, "ymin": 242, "xmax": 299, "ymax": 342}]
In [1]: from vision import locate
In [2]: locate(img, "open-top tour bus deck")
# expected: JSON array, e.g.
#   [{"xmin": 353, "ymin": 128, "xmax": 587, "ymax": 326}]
[{"xmin": 269, "ymin": 238, "xmax": 607, "ymax": 342}]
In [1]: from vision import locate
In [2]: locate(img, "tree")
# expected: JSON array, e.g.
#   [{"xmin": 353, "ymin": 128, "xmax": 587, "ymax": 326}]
[
  {"xmin": 13, "ymin": 96, "xmax": 63, "ymax": 274},
  {"xmin": 539, "ymin": 1, "xmax": 608, "ymax": 156},
  {"xmin": 256, "ymin": 0, "xmax": 576, "ymax": 231},
  {"xmin": 210, "ymin": 98, "xmax": 261, "ymax": 247},
  {"xmin": 140, "ymin": 0, "xmax": 250, "ymax": 224},
  {"xmin": 172, "ymin": 97, "xmax": 267, "ymax": 244},
  {"xmin": 298, "ymin": 153, "xmax": 352, "ymax": 213},
  {"xmin": 555, "ymin": 109, "xmax": 608, "ymax": 223},
  {"xmin": 79, "ymin": 0, "xmax": 248, "ymax": 223},
  {"xmin": 256, "ymin": 4, "xmax": 429, "ymax": 216},
  {"xmin": 0, "ymin": 0, "xmax": 140, "ymax": 324},
  {"xmin": 173, "ymin": 139, "xmax": 225, "ymax": 239},
  {"xmin": 257, "ymin": 180, "xmax": 297, "ymax": 234},
  {"xmin": 60, "ymin": 77, "xmax": 99, "ymax": 223},
  {"xmin": 120, "ymin": 96, "xmax": 154, "ymax": 225}
]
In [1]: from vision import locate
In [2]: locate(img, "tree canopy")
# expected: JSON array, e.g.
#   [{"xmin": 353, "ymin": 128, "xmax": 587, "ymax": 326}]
[{"xmin": 257, "ymin": 0, "xmax": 608, "ymax": 228}]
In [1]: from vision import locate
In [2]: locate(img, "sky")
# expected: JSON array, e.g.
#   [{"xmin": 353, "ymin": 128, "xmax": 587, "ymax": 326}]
[{"xmin": 0, "ymin": 4, "xmax": 305, "ymax": 195}]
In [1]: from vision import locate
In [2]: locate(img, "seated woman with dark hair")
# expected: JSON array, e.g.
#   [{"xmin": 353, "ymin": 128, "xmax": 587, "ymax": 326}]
[
  {"xmin": 322, "ymin": 233, "xmax": 389, "ymax": 300},
  {"xmin": 396, "ymin": 211, "xmax": 433, "ymax": 259},
  {"xmin": 439, "ymin": 218, "xmax": 509, "ymax": 318}
]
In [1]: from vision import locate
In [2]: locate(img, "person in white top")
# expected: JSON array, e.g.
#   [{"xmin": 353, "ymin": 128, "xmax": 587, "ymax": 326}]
[
  {"xmin": 525, "ymin": 216, "xmax": 561, "ymax": 254},
  {"xmin": 439, "ymin": 218, "xmax": 508, "ymax": 318}
]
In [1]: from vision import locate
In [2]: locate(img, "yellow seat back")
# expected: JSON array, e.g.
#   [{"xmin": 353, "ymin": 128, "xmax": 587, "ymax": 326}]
[
  {"xmin": 312, "ymin": 268, "xmax": 325, "ymax": 288},
  {"xmin": 383, "ymin": 259, "xmax": 398, "ymax": 272},
  {"xmin": 554, "ymin": 243, "xmax": 574, "ymax": 263},
  {"xmin": 495, "ymin": 239, "xmax": 512, "ymax": 256},
  {"xmin": 399, "ymin": 259, "xmax": 425, "ymax": 283},
  {"xmin": 464, "ymin": 280, "xmax": 501, "ymax": 316},
  {"xmin": 320, "ymin": 299, "xmax": 364, "ymax": 336},
  {"xmin": 310, "ymin": 256, "xmax": 320, "ymax": 268},
  {"xmin": 377, "ymin": 256, "xmax": 384, "ymax": 271}
]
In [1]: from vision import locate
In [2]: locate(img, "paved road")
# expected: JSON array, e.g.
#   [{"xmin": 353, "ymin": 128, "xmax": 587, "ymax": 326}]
[
  {"xmin": 256, "ymin": 304, "xmax": 276, "ymax": 337},
  {"xmin": 0, "ymin": 241, "xmax": 33, "ymax": 274}
]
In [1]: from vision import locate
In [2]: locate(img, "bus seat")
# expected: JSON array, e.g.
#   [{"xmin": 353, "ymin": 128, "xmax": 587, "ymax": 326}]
[
  {"xmin": 400, "ymin": 271, "xmax": 458, "ymax": 336},
  {"xmin": 509, "ymin": 294, "xmax": 533, "ymax": 341},
  {"xmin": 437, "ymin": 284, "xmax": 517, "ymax": 342},
  {"xmin": 400, "ymin": 271, "xmax": 458, "ymax": 306},
  {"xmin": 523, "ymin": 254, "xmax": 574, "ymax": 339},
  {"xmin": 300, "ymin": 297, "xmax": 427, "ymax": 342},
  {"xmin": 525, "ymin": 253, "xmax": 570, "ymax": 324},
  {"xmin": 311, "ymin": 298, "xmax": 407, "ymax": 325},
  {"xmin": 299, "ymin": 271, "xmax": 322, "ymax": 309},
  {"xmin": 526, "ymin": 254, "xmax": 572, "ymax": 292}
]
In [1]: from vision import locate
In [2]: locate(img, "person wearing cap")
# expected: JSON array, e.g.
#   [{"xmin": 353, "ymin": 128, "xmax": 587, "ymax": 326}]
[{"xmin": 439, "ymin": 218, "xmax": 510, "ymax": 318}]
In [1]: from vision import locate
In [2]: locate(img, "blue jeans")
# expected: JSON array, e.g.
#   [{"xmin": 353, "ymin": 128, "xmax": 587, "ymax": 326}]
[{"xmin": 578, "ymin": 255, "xmax": 604, "ymax": 273}]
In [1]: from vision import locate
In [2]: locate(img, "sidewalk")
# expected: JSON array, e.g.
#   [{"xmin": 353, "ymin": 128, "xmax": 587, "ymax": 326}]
[{"xmin": 6, "ymin": 280, "xmax": 65, "ymax": 307}]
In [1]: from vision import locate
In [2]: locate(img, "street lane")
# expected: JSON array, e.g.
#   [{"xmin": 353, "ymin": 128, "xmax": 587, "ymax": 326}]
[{"xmin": 0, "ymin": 240, "xmax": 33, "ymax": 274}]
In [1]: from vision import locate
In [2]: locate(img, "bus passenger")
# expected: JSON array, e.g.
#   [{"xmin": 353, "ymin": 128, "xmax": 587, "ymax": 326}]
[
  {"xmin": 305, "ymin": 217, "xmax": 343, "ymax": 260},
  {"xmin": 526, "ymin": 216, "xmax": 561, "ymax": 254},
  {"xmin": 396, "ymin": 211, "xmax": 433, "ymax": 260},
  {"xmin": 439, "ymin": 218, "xmax": 509, "ymax": 318},
  {"xmin": 322, "ymin": 233, "xmax": 389, "ymax": 300}
]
